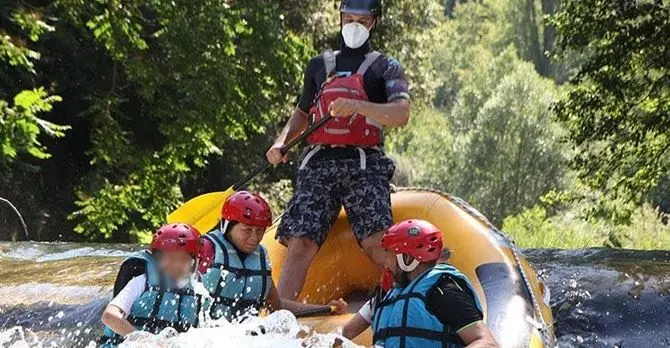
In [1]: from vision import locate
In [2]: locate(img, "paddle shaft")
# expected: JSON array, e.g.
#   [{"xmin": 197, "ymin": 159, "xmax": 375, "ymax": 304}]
[
  {"xmin": 231, "ymin": 115, "xmax": 333, "ymax": 190},
  {"xmin": 294, "ymin": 305, "xmax": 336, "ymax": 318}
]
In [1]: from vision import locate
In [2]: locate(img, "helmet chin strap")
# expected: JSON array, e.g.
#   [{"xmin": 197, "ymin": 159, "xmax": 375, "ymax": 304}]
[
  {"xmin": 396, "ymin": 254, "xmax": 420, "ymax": 272},
  {"xmin": 220, "ymin": 220, "xmax": 230, "ymax": 234}
]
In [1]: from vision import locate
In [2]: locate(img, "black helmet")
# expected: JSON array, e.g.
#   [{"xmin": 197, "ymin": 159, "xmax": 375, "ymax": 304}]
[{"xmin": 340, "ymin": 0, "xmax": 383, "ymax": 18}]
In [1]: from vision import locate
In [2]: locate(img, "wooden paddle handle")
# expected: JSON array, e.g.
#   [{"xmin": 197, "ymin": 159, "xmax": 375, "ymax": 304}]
[
  {"xmin": 231, "ymin": 115, "xmax": 333, "ymax": 190},
  {"xmin": 294, "ymin": 305, "xmax": 336, "ymax": 318}
]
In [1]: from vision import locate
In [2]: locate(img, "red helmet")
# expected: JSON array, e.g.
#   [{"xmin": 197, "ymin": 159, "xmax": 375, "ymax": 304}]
[
  {"xmin": 221, "ymin": 191, "xmax": 273, "ymax": 227},
  {"xmin": 381, "ymin": 219, "xmax": 443, "ymax": 263},
  {"xmin": 151, "ymin": 223, "xmax": 201, "ymax": 258}
]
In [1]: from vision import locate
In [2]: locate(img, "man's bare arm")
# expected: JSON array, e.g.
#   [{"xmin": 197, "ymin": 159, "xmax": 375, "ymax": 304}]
[
  {"xmin": 266, "ymin": 108, "xmax": 309, "ymax": 164},
  {"xmin": 329, "ymin": 98, "xmax": 410, "ymax": 128},
  {"xmin": 458, "ymin": 321, "xmax": 500, "ymax": 348}
]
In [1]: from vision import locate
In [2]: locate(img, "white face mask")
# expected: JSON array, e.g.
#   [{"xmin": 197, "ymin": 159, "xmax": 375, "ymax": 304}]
[{"xmin": 341, "ymin": 22, "xmax": 370, "ymax": 49}]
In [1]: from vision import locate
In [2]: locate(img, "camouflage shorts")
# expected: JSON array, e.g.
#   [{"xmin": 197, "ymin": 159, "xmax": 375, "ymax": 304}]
[{"xmin": 276, "ymin": 152, "xmax": 395, "ymax": 247}]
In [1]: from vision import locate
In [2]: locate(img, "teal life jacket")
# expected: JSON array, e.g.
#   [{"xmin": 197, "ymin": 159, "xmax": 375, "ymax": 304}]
[
  {"xmin": 99, "ymin": 251, "xmax": 202, "ymax": 348},
  {"xmin": 201, "ymin": 229, "xmax": 272, "ymax": 322},
  {"xmin": 372, "ymin": 263, "xmax": 482, "ymax": 348}
]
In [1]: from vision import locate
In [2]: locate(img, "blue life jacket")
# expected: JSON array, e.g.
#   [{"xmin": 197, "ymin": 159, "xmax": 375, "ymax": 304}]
[
  {"xmin": 201, "ymin": 229, "xmax": 272, "ymax": 321},
  {"xmin": 99, "ymin": 251, "xmax": 202, "ymax": 348},
  {"xmin": 372, "ymin": 263, "xmax": 482, "ymax": 348}
]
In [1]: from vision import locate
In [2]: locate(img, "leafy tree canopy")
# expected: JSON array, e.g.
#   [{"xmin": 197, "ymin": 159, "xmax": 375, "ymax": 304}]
[
  {"xmin": 552, "ymin": 0, "xmax": 670, "ymax": 202},
  {"xmin": 0, "ymin": 4, "xmax": 67, "ymax": 168}
]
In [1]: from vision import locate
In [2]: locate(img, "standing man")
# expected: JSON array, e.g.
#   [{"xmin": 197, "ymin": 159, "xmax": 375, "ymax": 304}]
[
  {"xmin": 373, "ymin": 220, "xmax": 499, "ymax": 348},
  {"xmin": 266, "ymin": 0, "xmax": 411, "ymax": 300}
]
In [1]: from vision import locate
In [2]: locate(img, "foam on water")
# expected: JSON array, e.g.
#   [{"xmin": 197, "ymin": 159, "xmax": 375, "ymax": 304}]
[
  {"xmin": 0, "ymin": 242, "xmax": 136, "ymax": 262},
  {"xmin": 0, "ymin": 311, "xmax": 360, "ymax": 348}
]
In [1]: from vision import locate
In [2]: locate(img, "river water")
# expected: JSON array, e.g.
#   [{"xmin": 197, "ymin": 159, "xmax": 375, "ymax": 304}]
[{"xmin": 1, "ymin": 242, "xmax": 669, "ymax": 347}]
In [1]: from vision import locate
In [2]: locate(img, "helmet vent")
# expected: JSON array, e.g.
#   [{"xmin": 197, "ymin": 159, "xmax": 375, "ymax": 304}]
[
  {"xmin": 416, "ymin": 244, "xmax": 424, "ymax": 249},
  {"xmin": 427, "ymin": 247, "xmax": 436, "ymax": 253}
]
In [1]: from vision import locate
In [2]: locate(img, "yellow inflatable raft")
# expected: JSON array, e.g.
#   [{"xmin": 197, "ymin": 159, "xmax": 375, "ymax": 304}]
[{"xmin": 261, "ymin": 187, "xmax": 555, "ymax": 347}]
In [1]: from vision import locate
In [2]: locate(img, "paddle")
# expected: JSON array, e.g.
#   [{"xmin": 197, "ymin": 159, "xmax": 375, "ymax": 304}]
[
  {"xmin": 294, "ymin": 305, "xmax": 337, "ymax": 318},
  {"xmin": 167, "ymin": 115, "xmax": 333, "ymax": 233}
]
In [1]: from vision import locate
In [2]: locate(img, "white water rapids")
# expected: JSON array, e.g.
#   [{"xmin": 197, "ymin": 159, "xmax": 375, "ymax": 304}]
[
  {"xmin": 0, "ymin": 310, "xmax": 361, "ymax": 348},
  {"xmin": 0, "ymin": 243, "xmax": 362, "ymax": 348}
]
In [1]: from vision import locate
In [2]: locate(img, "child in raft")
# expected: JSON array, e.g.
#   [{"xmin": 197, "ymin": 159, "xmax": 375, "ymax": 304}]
[
  {"xmin": 198, "ymin": 191, "xmax": 348, "ymax": 322},
  {"xmin": 99, "ymin": 223, "xmax": 203, "ymax": 347}
]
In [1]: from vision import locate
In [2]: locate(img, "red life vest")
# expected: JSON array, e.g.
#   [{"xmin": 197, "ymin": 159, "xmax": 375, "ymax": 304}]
[{"xmin": 307, "ymin": 50, "xmax": 383, "ymax": 147}]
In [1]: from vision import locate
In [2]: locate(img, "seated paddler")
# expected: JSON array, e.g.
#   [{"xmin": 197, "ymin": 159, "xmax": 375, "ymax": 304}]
[
  {"xmin": 198, "ymin": 190, "xmax": 348, "ymax": 322},
  {"xmin": 99, "ymin": 223, "xmax": 203, "ymax": 347},
  {"xmin": 371, "ymin": 219, "xmax": 499, "ymax": 348}
]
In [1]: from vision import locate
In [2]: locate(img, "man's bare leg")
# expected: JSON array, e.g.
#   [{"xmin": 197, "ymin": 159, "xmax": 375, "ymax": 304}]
[
  {"xmin": 360, "ymin": 231, "xmax": 386, "ymax": 269},
  {"xmin": 277, "ymin": 237, "xmax": 320, "ymax": 300}
]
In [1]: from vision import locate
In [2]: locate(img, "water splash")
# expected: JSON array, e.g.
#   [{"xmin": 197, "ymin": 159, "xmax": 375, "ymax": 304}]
[
  {"xmin": 0, "ymin": 326, "xmax": 42, "ymax": 348},
  {"xmin": 120, "ymin": 311, "xmax": 359, "ymax": 348},
  {"xmin": 0, "ymin": 311, "xmax": 359, "ymax": 348}
]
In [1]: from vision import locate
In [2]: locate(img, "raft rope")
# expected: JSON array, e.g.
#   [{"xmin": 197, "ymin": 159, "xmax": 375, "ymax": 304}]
[
  {"xmin": 0, "ymin": 197, "xmax": 30, "ymax": 240},
  {"xmin": 393, "ymin": 186, "xmax": 556, "ymax": 347}
]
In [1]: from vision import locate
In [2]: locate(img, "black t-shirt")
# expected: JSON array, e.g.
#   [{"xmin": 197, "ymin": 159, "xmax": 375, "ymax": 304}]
[
  {"xmin": 371, "ymin": 274, "xmax": 483, "ymax": 333},
  {"xmin": 425, "ymin": 274, "xmax": 484, "ymax": 332},
  {"xmin": 296, "ymin": 42, "xmax": 410, "ymax": 161},
  {"xmin": 297, "ymin": 41, "xmax": 410, "ymax": 114}
]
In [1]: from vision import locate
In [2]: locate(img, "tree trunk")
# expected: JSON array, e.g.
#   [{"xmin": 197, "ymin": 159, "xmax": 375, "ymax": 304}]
[
  {"xmin": 542, "ymin": 0, "xmax": 558, "ymax": 78},
  {"xmin": 526, "ymin": 0, "xmax": 547, "ymax": 76}
]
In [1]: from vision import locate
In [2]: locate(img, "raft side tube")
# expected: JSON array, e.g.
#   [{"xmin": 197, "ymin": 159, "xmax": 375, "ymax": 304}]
[{"xmin": 261, "ymin": 188, "xmax": 555, "ymax": 347}]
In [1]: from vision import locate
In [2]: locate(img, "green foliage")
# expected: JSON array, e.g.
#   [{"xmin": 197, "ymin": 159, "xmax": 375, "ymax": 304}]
[
  {"xmin": 1, "ymin": 89, "xmax": 67, "ymax": 164},
  {"xmin": 502, "ymin": 0, "xmax": 559, "ymax": 77},
  {"xmin": 11, "ymin": 8, "xmax": 55, "ymax": 42},
  {"xmin": 375, "ymin": 0, "xmax": 445, "ymax": 103},
  {"xmin": 1, "ymin": 0, "xmax": 448, "ymax": 242},
  {"xmin": 52, "ymin": 0, "xmax": 311, "ymax": 239},
  {"xmin": 0, "ymin": 5, "xmax": 68, "ymax": 168},
  {"xmin": 504, "ymin": 201, "xmax": 670, "ymax": 250},
  {"xmin": 390, "ymin": 50, "xmax": 567, "ymax": 225},
  {"xmin": 552, "ymin": 0, "xmax": 670, "ymax": 202},
  {"xmin": 502, "ymin": 206, "xmax": 598, "ymax": 248},
  {"xmin": 0, "ymin": 0, "xmax": 667, "ymax": 249},
  {"xmin": 432, "ymin": 0, "xmax": 509, "ymax": 111},
  {"xmin": 71, "ymin": 156, "xmax": 185, "ymax": 239},
  {"xmin": 251, "ymin": 178, "xmax": 295, "ymax": 218}
]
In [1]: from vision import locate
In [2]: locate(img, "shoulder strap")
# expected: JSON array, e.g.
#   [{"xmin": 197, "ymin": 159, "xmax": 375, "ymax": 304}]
[
  {"xmin": 258, "ymin": 245, "xmax": 269, "ymax": 299},
  {"xmin": 323, "ymin": 49, "xmax": 339, "ymax": 80},
  {"xmin": 130, "ymin": 250, "xmax": 159, "ymax": 287},
  {"xmin": 208, "ymin": 231, "xmax": 231, "ymax": 269},
  {"xmin": 357, "ymin": 50, "xmax": 382, "ymax": 75}
]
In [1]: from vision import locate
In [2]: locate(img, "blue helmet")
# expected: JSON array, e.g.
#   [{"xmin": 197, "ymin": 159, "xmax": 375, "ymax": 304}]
[{"xmin": 340, "ymin": 0, "xmax": 383, "ymax": 18}]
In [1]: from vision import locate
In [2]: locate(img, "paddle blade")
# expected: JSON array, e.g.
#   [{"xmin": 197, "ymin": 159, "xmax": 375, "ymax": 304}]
[{"xmin": 167, "ymin": 187, "xmax": 235, "ymax": 233}]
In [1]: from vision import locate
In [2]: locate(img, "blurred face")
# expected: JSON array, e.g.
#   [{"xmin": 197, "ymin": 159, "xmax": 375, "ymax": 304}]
[
  {"xmin": 341, "ymin": 13, "xmax": 376, "ymax": 30},
  {"xmin": 157, "ymin": 251, "xmax": 194, "ymax": 281},
  {"xmin": 228, "ymin": 222, "xmax": 266, "ymax": 254}
]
